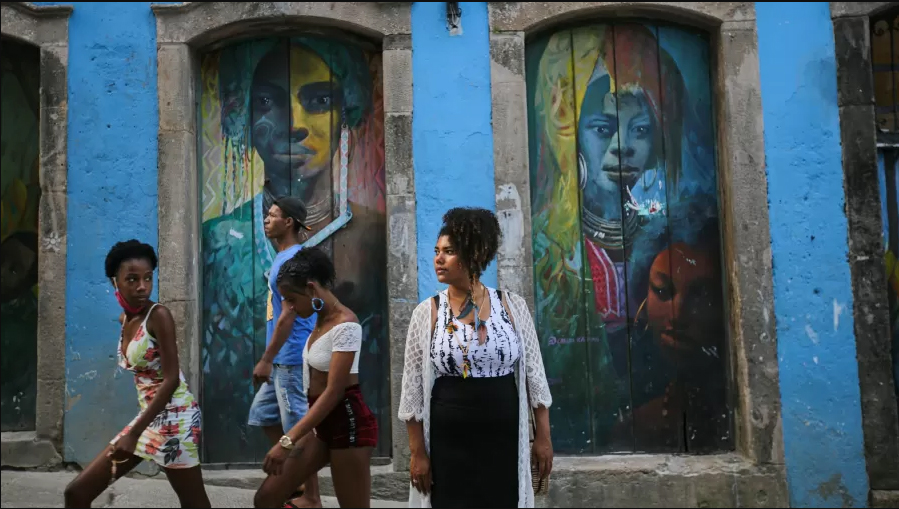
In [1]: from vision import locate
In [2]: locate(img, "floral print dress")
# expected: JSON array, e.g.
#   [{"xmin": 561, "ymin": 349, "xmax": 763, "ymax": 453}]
[{"xmin": 112, "ymin": 303, "xmax": 201, "ymax": 468}]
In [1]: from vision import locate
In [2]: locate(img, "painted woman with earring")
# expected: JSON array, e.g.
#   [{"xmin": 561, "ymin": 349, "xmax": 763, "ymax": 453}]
[
  {"xmin": 398, "ymin": 207, "xmax": 554, "ymax": 508},
  {"xmin": 253, "ymin": 247, "xmax": 378, "ymax": 508}
]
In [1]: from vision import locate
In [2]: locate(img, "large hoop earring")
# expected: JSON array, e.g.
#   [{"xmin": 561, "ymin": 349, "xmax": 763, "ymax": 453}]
[
  {"xmin": 642, "ymin": 167, "xmax": 658, "ymax": 191},
  {"xmin": 311, "ymin": 297, "xmax": 325, "ymax": 312},
  {"xmin": 578, "ymin": 152, "xmax": 587, "ymax": 190},
  {"xmin": 634, "ymin": 297, "xmax": 650, "ymax": 332}
]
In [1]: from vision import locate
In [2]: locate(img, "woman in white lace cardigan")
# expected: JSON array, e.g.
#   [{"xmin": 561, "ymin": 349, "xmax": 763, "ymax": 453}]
[{"xmin": 398, "ymin": 207, "xmax": 553, "ymax": 508}]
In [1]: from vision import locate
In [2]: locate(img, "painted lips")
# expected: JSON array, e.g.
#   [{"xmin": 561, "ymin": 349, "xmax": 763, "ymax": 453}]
[{"xmin": 271, "ymin": 153, "xmax": 310, "ymax": 164}]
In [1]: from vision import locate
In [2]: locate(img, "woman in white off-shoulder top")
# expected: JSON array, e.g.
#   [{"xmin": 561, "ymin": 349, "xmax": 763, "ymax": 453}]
[
  {"xmin": 253, "ymin": 247, "xmax": 377, "ymax": 508},
  {"xmin": 398, "ymin": 207, "xmax": 554, "ymax": 508}
]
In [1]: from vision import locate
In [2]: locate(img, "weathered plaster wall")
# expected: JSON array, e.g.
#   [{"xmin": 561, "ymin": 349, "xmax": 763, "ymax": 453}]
[
  {"xmin": 831, "ymin": 1, "xmax": 899, "ymax": 498},
  {"xmin": 757, "ymin": 2, "xmax": 868, "ymax": 506},
  {"xmin": 412, "ymin": 2, "xmax": 498, "ymax": 300},
  {"xmin": 0, "ymin": 3, "xmax": 885, "ymax": 505},
  {"xmin": 56, "ymin": 1, "xmax": 162, "ymax": 466}
]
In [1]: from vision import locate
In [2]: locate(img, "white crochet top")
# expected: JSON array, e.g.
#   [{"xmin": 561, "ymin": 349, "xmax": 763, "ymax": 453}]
[
  {"xmin": 398, "ymin": 289, "xmax": 553, "ymax": 508},
  {"xmin": 303, "ymin": 322, "xmax": 362, "ymax": 393}
]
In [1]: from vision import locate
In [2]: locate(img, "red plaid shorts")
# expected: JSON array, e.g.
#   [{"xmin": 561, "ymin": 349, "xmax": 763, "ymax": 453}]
[{"xmin": 309, "ymin": 384, "xmax": 378, "ymax": 449}]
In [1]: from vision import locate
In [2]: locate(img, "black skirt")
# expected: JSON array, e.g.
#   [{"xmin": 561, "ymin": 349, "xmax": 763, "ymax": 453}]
[{"xmin": 430, "ymin": 374, "xmax": 519, "ymax": 508}]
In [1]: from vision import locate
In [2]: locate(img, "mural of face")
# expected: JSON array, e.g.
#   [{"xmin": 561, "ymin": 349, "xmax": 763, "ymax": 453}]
[
  {"xmin": 250, "ymin": 44, "xmax": 342, "ymax": 196},
  {"xmin": 645, "ymin": 241, "xmax": 722, "ymax": 365},
  {"xmin": 199, "ymin": 36, "xmax": 389, "ymax": 462},
  {"xmin": 581, "ymin": 91, "xmax": 655, "ymax": 185}
]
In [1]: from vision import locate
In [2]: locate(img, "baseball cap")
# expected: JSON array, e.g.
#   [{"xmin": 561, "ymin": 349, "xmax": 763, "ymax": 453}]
[{"xmin": 273, "ymin": 196, "xmax": 312, "ymax": 231}]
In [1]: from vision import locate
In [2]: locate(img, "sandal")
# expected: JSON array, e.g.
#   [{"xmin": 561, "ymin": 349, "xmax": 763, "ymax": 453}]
[{"xmin": 281, "ymin": 490, "xmax": 305, "ymax": 508}]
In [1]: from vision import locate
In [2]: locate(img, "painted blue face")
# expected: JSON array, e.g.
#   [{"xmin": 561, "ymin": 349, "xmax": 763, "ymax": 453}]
[{"xmin": 579, "ymin": 77, "xmax": 656, "ymax": 220}]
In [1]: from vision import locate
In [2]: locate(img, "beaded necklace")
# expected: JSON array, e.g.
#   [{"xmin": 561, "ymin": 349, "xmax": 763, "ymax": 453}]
[{"xmin": 445, "ymin": 285, "xmax": 488, "ymax": 379}]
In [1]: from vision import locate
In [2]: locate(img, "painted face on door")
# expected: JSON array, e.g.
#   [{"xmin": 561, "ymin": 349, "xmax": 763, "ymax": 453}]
[
  {"xmin": 645, "ymin": 241, "xmax": 723, "ymax": 366},
  {"xmin": 581, "ymin": 91, "xmax": 655, "ymax": 184},
  {"xmin": 251, "ymin": 44, "xmax": 342, "ymax": 194},
  {"xmin": 579, "ymin": 85, "xmax": 657, "ymax": 218}
]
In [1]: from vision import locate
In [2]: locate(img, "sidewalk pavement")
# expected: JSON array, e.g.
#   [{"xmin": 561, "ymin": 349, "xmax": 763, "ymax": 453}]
[{"xmin": 0, "ymin": 470, "xmax": 404, "ymax": 508}]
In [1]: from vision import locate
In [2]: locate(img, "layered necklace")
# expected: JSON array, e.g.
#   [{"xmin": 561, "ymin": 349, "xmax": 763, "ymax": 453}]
[
  {"xmin": 303, "ymin": 195, "xmax": 331, "ymax": 227},
  {"xmin": 444, "ymin": 284, "xmax": 488, "ymax": 379},
  {"xmin": 582, "ymin": 205, "xmax": 640, "ymax": 250}
]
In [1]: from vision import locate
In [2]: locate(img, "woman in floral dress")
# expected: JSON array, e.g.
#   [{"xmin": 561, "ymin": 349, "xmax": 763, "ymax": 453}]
[{"xmin": 64, "ymin": 240, "xmax": 210, "ymax": 508}]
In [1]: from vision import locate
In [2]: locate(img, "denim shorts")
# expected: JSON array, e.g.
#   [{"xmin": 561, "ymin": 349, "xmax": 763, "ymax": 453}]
[{"xmin": 247, "ymin": 364, "xmax": 308, "ymax": 433}]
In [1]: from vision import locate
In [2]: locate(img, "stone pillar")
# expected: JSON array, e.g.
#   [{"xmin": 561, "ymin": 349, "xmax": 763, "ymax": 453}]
[
  {"xmin": 383, "ymin": 33, "xmax": 417, "ymax": 473},
  {"xmin": 156, "ymin": 42, "xmax": 201, "ymax": 395}
]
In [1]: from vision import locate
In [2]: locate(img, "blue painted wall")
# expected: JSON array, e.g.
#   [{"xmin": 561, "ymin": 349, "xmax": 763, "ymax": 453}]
[
  {"xmin": 19, "ymin": 2, "xmax": 881, "ymax": 495},
  {"xmin": 757, "ymin": 2, "xmax": 869, "ymax": 507},
  {"xmin": 56, "ymin": 1, "xmax": 161, "ymax": 464},
  {"xmin": 411, "ymin": 2, "xmax": 497, "ymax": 300}
]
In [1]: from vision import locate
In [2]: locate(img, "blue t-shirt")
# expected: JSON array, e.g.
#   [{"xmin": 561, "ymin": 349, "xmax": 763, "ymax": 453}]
[{"xmin": 266, "ymin": 244, "xmax": 317, "ymax": 366}]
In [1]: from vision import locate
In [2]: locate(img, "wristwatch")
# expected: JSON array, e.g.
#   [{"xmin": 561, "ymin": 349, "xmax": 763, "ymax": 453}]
[{"xmin": 279, "ymin": 435, "xmax": 294, "ymax": 450}]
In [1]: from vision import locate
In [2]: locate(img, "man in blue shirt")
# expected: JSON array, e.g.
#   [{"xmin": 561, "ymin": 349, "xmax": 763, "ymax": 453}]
[{"xmin": 249, "ymin": 196, "xmax": 320, "ymax": 506}]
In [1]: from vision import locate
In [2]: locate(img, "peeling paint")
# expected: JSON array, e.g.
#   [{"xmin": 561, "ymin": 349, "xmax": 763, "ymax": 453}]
[
  {"xmin": 805, "ymin": 325, "xmax": 820, "ymax": 345},
  {"xmin": 812, "ymin": 473, "xmax": 855, "ymax": 508},
  {"xmin": 496, "ymin": 183, "xmax": 524, "ymax": 264},
  {"xmin": 833, "ymin": 299, "xmax": 845, "ymax": 331},
  {"xmin": 65, "ymin": 393, "xmax": 81, "ymax": 412},
  {"xmin": 388, "ymin": 212, "xmax": 412, "ymax": 258}
]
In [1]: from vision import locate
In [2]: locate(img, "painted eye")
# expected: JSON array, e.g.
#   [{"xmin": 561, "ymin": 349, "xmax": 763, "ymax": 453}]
[{"xmin": 634, "ymin": 125, "xmax": 651, "ymax": 136}]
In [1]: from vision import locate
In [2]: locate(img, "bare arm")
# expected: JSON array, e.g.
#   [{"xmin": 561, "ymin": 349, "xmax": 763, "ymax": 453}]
[
  {"xmin": 407, "ymin": 420, "xmax": 426, "ymax": 458},
  {"xmin": 128, "ymin": 306, "xmax": 180, "ymax": 438},
  {"xmin": 533, "ymin": 405, "xmax": 551, "ymax": 441}
]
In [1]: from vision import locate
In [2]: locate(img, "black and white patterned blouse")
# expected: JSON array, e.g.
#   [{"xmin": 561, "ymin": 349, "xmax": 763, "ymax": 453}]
[{"xmin": 431, "ymin": 288, "xmax": 522, "ymax": 378}]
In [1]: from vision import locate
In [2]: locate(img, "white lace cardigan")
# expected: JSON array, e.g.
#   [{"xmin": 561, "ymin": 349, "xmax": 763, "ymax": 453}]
[{"xmin": 398, "ymin": 289, "xmax": 553, "ymax": 508}]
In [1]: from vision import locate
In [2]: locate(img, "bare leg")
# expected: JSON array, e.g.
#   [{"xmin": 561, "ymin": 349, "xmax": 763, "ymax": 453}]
[
  {"xmin": 292, "ymin": 474, "xmax": 321, "ymax": 508},
  {"xmin": 262, "ymin": 425, "xmax": 313, "ymax": 504},
  {"xmin": 330, "ymin": 447, "xmax": 373, "ymax": 509},
  {"xmin": 164, "ymin": 465, "xmax": 212, "ymax": 508},
  {"xmin": 64, "ymin": 445, "xmax": 142, "ymax": 508},
  {"xmin": 254, "ymin": 434, "xmax": 330, "ymax": 509}
]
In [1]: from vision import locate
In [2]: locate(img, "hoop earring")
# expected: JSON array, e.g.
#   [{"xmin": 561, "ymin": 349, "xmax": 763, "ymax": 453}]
[
  {"xmin": 578, "ymin": 152, "xmax": 587, "ymax": 190},
  {"xmin": 311, "ymin": 297, "xmax": 325, "ymax": 312},
  {"xmin": 642, "ymin": 167, "xmax": 658, "ymax": 191},
  {"xmin": 634, "ymin": 297, "xmax": 650, "ymax": 332}
]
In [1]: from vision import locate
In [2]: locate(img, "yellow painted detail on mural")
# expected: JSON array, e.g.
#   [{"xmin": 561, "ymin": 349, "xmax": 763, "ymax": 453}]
[{"xmin": 886, "ymin": 249, "xmax": 899, "ymax": 295}]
